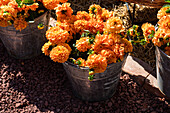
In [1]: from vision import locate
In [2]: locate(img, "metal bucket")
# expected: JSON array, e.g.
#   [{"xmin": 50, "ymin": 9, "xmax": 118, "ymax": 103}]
[
  {"xmin": 0, "ymin": 12, "xmax": 50, "ymax": 59},
  {"xmin": 156, "ymin": 46, "xmax": 170, "ymax": 98},
  {"xmin": 62, "ymin": 55, "xmax": 127, "ymax": 101}
]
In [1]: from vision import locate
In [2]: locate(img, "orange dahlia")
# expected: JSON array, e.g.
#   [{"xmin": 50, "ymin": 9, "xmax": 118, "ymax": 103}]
[
  {"xmin": 74, "ymin": 19, "xmax": 88, "ymax": 33},
  {"xmin": 50, "ymin": 45, "xmax": 70, "ymax": 63},
  {"xmin": 46, "ymin": 26, "xmax": 69, "ymax": 44},
  {"xmin": 76, "ymin": 37, "xmax": 92, "ymax": 52},
  {"xmin": 42, "ymin": 41, "xmax": 54, "ymax": 56},
  {"xmin": 141, "ymin": 22, "xmax": 155, "ymax": 43},
  {"xmin": 42, "ymin": 0, "xmax": 64, "ymax": 10},
  {"xmin": 76, "ymin": 11, "xmax": 91, "ymax": 21},
  {"xmin": 165, "ymin": 46, "xmax": 170, "ymax": 56},
  {"xmin": 55, "ymin": 3, "xmax": 73, "ymax": 19},
  {"xmin": 0, "ymin": 0, "xmax": 10, "ymax": 6},
  {"xmin": 98, "ymin": 49, "xmax": 117, "ymax": 64},
  {"xmin": 57, "ymin": 43, "xmax": 72, "ymax": 54},
  {"xmin": 86, "ymin": 19, "xmax": 104, "ymax": 34},
  {"xmin": 89, "ymin": 4, "xmax": 102, "ymax": 15},
  {"xmin": 158, "ymin": 15, "xmax": 170, "ymax": 30},
  {"xmin": 86, "ymin": 54, "xmax": 107, "ymax": 73},
  {"xmin": 93, "ymin": 34, "xmax": 114, "ymax": 53},
  {"xmin": 157, "ymin": 7, "xmax": 170, "ymax": 19},
  {"xmin": 14, "ymin": 16, "xmax": 28, "ymax": 31},
  {"xmin": 104, "ymin": 17, "xmax": 123, "ymax": 33},
  {"xmin": 152, "ymin": 28, "xmax": 166, "ymax": 47},
  {"xmin": 75, "ymin": 58, "xmax": 86, "ymax": 67}
]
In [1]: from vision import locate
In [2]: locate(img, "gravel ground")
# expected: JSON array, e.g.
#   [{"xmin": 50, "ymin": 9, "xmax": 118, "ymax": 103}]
[{"xmin": 0, "ymin": 40, "xmax": 169, "ymax": 113}]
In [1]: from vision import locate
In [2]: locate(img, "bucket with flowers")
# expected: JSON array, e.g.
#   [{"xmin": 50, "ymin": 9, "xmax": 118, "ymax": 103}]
[
  {"xmin": 130, "ymin": 0, "xmax": 170, "ymax": 98},
  {"xmin": 0, "ymin": 0, "xmax": 67, "ymax": 59},
  {"xmin": 42, "ymin": 3, "xmax": 133, "ymax": 101}
]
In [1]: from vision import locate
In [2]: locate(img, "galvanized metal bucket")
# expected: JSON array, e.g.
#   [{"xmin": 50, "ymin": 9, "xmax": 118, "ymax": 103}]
[
  {"xmin": 156, "ymin": 46, "xmax": 170, "ymax": 98},
  {"xmin": 0, "ymin": 12, "xmax": 50, "ymax": 59},
  {"xmin": 62, "ymin": 54, "xmax": 127, "ymax": 101}
]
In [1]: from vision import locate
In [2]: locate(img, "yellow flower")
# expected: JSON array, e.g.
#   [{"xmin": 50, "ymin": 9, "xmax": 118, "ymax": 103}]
[
  {"xmin": 50, "ymin": 44, "xmax": 70, "ymax": 63},
  {"xmin": 86, "ymin": 54, "xmax": 107, "ymax": 73}
]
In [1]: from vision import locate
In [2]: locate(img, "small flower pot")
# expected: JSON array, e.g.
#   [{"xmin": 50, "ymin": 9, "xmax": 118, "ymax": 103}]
[
  {"xmin": 62, "ymin": 54, "xmax": 127, "ymax": 101},
  {"xmin": 156, "ymin": 46, "xmax": 170, "ymax": 98},
  {"xmin": 0, "ymin": 12, "xmax": 50, "ymax": 59}
]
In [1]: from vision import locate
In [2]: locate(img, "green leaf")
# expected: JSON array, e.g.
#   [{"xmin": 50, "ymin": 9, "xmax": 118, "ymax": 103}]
[
  {"xmin": 88, "ymin": 49, "xmax": 94, "ymax": 55},
  {"xmin": 163, "ymin": 4, "xmax": 170, "ymax": 8},
  {"xmin": 88, "ymin": 75, "xmax": 94, "ymax": 81},
  {"xmin": 127, "ymin": 30, "xmax": 130, "ymax": 36},
  {"xmin": 89, "ymin": 38, "xmax": 94, "ymax": 44},
  {"xmin": 167, "ymin": 42, "xmax": 170, "ymax": 46},
  {"xmin": 166, "ymin": 8, "xmax": 170, "ymax": 13},
  {"xmin": 16, "ymin": 0, "xmax": 22, "ymax": 5},
  {"xmin": 97, "ymin": 31, "xmax": 100, "ymax": 34},
  {"xmin": 165, "ymin": 0, "xmax": 170, "ymax": 3},
  {"xmin": 23, "ymin": 0, "xmax": 34, "ymax": 5},
  {"xmin": 76, "ymin": 60, "xmax": 82, "ymax": 65}
]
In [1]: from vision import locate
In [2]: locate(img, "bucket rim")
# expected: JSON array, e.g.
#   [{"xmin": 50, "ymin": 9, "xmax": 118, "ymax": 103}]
[
  {"xmin": 63, "ymin": 53, "xmax": 128, "ymax": 70},
  {"xmin": 156, "ymin": 46, "xmax": 170, "ymax": 59}
]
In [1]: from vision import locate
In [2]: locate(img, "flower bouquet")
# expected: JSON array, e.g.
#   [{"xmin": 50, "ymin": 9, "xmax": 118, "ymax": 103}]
[
  {"xmin": 42, "ymin": 3, "xmax": 133, "ymax": 101},
  {"xmin": 0, "ymin": 0, "xmax": 67, "ymax": 59}
]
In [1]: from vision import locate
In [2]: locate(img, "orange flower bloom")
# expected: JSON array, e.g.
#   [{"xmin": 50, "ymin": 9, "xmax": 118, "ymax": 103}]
[
  {"xmin": 76, "ymin": 37, "xmax": 92, "ymax": 52},
  {"xmin": 152, "ymin": 28, "xmax": 167, "ymax": 47},
  {"xmin": 158, "ymin": 15, "xmax": 170, "ymax": 30},
  {"xmin": 157, "ymin": 7, "xmax": 170, "ymax": 19},
  {"xmin": 0, "ymin": 19, "xmax": 9, "ymax": 27},
  {"xmin": 86, "ymin": 54, "xmax": 107, "ymax": 73},
  {"xmin": 96, "ymin": 8, "xmax": 114, "ymax": 22},
  {"xmin": 42, "ymin": 41, "xmax": 53, "ymax": 56},
  {"xmin": 104, "ymin": 17, "xmax": 123, "ymax": 33},
  {"xmin": 46, "ymin": 26, "xmax": 69, "ymax": 44},
  {"xmin": 57, "ymin": 43, "xmax": 72, "ymax": 54},
  {"xmin": 74, "ymin": 19, "xmax": 88, "ymax": 33},
  {"xmin": 14, "ymin": 16, "xmax": 28, "ymax": 31},
  {"xmin": 122, "ymin": 38, "xmax": 133, "ymax": 53},
  {"xmin": 42, "ymin": 0, "xmax": 64, "ymax": 10},
  {"xmin": 76, "ymin": 11, "xmax": 91, "ymax": 21},
  {"xmin": 89, "ymin": 4, "xmax": 102, "ymax": 15},
  {"xmin": 55, "ymin": 3, "xmax": 73, "ymax": 19},
  {"xmin": 165, "ymin": 46, "xmax": 170, "ymax": 56},
  {"xmin": 86, "ymin": 19, "xmax": 104, "ymax": 34},
  {"xmin": 50, "ymin": 45, "xmax": 70, "ymax": 63},
  {"xmin": 141, "ymin": 22, "xmax": 155, "ymax": 43},
  {"xmin": 98, "ymin": 49, "xmax": 117, "ymax": 64},
  {"xmin": 0, "ymin": 0, "xmax": 10, "ymax": 6},
  {"xmin": 24, "ymin": 3, "xmax": 39, "ymax": 13},
  {"xmin": 75, "ymin": 58, "xmax": 86, "ymax": 67},
  {"xmin": 93, "ymin": 34, "xmax": 114, "ymax": 52}
]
